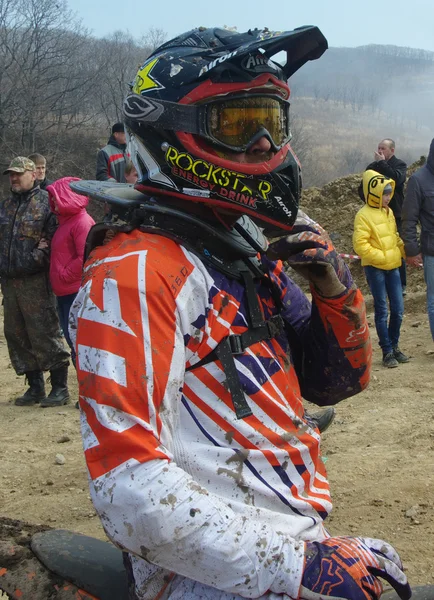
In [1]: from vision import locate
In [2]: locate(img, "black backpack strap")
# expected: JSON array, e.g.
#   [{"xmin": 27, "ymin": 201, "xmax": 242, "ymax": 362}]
[
  {"xmin": 214, "ymin": 339, "xmax": 253, "ymax": 419},
  {"xmin": 239, "ymin": 267, "xmax": 264, "ymax": 328},
  {"xmin": 187, "ymin": 265, "xmax": 285, "ymax": 420}
]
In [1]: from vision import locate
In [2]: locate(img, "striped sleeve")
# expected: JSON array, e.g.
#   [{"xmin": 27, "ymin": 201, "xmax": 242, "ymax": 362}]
[{"xmin": 267, "ymin": 258, "xmax": 372, "ymax": 405}]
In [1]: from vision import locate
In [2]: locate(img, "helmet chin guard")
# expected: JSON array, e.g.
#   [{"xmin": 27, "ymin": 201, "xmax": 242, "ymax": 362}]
[{"xmin": 124, "ymin": 25, "xmax": 327, "ymax": 233}]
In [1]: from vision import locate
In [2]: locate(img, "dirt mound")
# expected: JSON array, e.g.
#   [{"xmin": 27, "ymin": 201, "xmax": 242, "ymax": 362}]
[
  {"xmin": 407, "ymin": 155, "xmax": 426, "ymax": 177},
  {"xmin": 299, "ymin": 160, "xmax": 426, "ymax": 295}
]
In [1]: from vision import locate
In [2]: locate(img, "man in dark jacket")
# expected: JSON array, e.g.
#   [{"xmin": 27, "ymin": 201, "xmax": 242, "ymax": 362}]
[
  {"xmin": 95, "ymin": 122, "xmax": 127, "ymax": 183},
  {"xmin": 366, "ymin": 139, "xmax": 407, "ymax": 291},
  {"xmin": 402, "ymin": 138, "xmax": 434, "ymax": 341},
  {"xmin": 1, "ymin": 157, "xmax": 70, "ymax": 407},
  {"xmin": 28, "ymin": 153, "xmax": 53, "ymax": 191}
]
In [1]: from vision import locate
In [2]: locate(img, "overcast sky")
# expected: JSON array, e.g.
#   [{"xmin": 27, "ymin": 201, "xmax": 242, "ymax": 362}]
[{"xmin": 68, "ymin": 0, "xmax": 434, "ymax": 52}]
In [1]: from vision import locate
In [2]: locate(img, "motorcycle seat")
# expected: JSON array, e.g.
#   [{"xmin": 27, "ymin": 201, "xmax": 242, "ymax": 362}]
[{"xmin": 31, "ymin": 529, "xmax": 129, "ymax": 600}]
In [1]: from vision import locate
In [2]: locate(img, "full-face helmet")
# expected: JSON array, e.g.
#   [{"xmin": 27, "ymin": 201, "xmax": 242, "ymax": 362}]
[{"xmin": 123, "ymin": 25, "xmax": 327, "ymax": 233}]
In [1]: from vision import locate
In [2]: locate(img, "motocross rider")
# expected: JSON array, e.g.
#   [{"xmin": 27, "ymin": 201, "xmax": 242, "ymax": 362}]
[{"xmin": 71, "ymin": 25, "xmax": 411, "ymax": 600}]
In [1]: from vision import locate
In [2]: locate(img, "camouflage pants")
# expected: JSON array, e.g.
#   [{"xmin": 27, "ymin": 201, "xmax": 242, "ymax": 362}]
[{"xmin": 1, "ymin": 272, "xmax": 70, "ymax": 375}]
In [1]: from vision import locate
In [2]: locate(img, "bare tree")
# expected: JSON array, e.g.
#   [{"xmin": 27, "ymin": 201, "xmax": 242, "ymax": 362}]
[
  {"xmin": 0, "ymin": 0, "xmax": 97, "ymax": 155},
  {"xmin": 0, "ymin": 0, "xmax": 169, "ymax": 184},
  {"xmin": 92, "ymin": 32, "xmax": 144, "ymax": 126},
  {"xmin": 91, "ymin": 28, "xmax": 167, "ymax": 127},
  {"xmin": 342, "ymin": 147, "xmax": 366, "ymax": 174},
  {"xmin": 142, "ymin": 27, "xmax": 167, "ymax": 53}
]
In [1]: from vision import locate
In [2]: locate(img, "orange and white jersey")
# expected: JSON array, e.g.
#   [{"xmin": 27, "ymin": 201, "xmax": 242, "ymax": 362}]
[{"xmin": 70, "ymin": 229, "xmax": 370, "ymax": 599}]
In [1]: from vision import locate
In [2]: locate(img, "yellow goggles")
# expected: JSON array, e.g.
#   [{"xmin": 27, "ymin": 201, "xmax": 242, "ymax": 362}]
[{"xmin": 206, "ymin": 95, "xmax": 290, "ymax": 152}]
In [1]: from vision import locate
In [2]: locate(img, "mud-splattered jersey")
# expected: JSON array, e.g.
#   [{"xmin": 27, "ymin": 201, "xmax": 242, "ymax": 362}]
[{"xmin": 70, "ymin": 228, "xmax": 371, "ymax": 599}]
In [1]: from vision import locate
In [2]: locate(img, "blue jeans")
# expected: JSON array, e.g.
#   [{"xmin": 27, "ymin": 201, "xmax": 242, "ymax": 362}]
[
  {"xmin": 364, "ymin": 266, "xmax": 404, "ymax": 354},
  {"xmin": 57, "ymin": 293, "xmax": 77, "ymax": 365},
  {"xmin": 423, "ymin": 254, "xmax": 434, "ymax": 340}
]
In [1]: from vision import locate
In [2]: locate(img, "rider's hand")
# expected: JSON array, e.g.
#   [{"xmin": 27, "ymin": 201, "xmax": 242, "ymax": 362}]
[
  {"xmin": 299, "ymin": 536, "xmax": 411, "ymax": 600},
  {"xmin": 374, "ymin": 151, "xmax": 385, "ymax": 161},
  {"xmin": 266, "ymin": 211, "xmax": 353, "ymax": 298}
]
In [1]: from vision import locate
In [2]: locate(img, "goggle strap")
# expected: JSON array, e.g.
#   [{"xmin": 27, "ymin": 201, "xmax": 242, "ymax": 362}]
[{"xmin": 124, "ymin": 94, "xmax": 200, "ymax": 134}]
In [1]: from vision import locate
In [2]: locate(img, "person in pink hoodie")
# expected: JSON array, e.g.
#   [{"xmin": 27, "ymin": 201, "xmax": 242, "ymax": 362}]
[{"xmin": 46, "ymin": 177, "xmax": 95, "ymax": 370}]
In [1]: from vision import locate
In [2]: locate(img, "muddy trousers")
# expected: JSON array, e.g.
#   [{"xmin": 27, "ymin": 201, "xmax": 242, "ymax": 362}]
[{"xmin": 1, "ymin": 272, "xmax": 70, "ymax": 375}]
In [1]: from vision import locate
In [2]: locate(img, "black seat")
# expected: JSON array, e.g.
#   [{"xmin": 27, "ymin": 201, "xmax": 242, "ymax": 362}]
[{"xmin": 31, "ymin": 529, "xmax": 129, "ymax": 600}]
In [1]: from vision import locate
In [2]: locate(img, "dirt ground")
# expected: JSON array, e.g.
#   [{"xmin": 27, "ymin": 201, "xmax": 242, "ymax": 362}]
[{"xmin": 0, "ymin": 288, "xmax": 433, "ymax": 590}]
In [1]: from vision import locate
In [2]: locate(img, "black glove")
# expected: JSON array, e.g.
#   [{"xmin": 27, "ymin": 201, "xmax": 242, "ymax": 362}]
[{"xmin": 267, "ymin": 211, "xmax": 354, "ymax": 298}]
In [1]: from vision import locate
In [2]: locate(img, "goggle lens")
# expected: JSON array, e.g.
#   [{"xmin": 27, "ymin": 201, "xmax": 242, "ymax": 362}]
[{"xmin": 208, "ymin": 96, "xmax": 289, "ymax": 150}]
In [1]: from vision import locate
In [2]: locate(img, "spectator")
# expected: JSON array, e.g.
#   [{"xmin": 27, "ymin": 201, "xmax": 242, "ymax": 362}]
[
  {"xmin": 96, "ymin": 122, "xmax": 127, "ymax": 183},
  {"xmin": 0, "ymin": 157, "xmax": 70, "ymax": 407},
  {"xmin": 365, "ymin": 139, "xmax": 408, "ymax": 293},
  {"xmin": 46, "ymin": 177, "xmax": 95, "ymax": 366},
  {"xmin": 28, "ymin": 153, "xmax": 53, "ymax": 191},
  {"xmin": 354, "ymin": 170, "xmax": 409, "ymax": 368},
  {"xmin": 124, "ymin": 159, "xmax": 138, "ymax": 184},
  {"xmin": 402, "ymin": 138, "xmax": 434, "ymax": 342}
]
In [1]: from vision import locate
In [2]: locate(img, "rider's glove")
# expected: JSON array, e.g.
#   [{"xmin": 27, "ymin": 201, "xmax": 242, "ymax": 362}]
[
  {"xmin": 299, "ymin": 536, "xmax": 411, "ymax": 600},
  {"xmin": 266, "ymin": 211, "xmax": 353, "ymax": 298}
]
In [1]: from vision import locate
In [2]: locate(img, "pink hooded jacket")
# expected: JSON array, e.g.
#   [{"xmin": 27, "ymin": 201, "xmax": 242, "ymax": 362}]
[{"xmin": 46, "ymin": 177, "xmax": 95, "ymax": 297}]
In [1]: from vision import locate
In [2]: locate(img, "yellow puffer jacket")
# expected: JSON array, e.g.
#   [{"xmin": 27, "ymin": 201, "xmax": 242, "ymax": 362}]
[{"xmin": 353, "ymin": 170, "xmax": 405, "ymax": 270}]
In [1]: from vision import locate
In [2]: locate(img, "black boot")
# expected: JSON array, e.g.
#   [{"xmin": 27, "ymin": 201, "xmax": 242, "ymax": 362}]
[
  {"xmin": 14, "ymin": 371, "xmax": 46, "ymax": 406},
  {"xmin": 41, "ymin": 364, "xmax": 70, "ymax": 408},
  {"xmin": 383, "ymin": 351, "xmax": 399, "ymax": 368},
  {"xmin": 393, "ymin": 347, "xmax": 410, "ymax": 363},
  {"xmin": 306, "ymin": 407, "xmax": 336, "ymax": 433}
]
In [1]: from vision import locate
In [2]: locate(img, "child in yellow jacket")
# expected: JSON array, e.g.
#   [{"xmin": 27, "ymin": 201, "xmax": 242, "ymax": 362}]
[{"xmin": 353, "ymin": 170, "xmax": 409, "ymax": 368}]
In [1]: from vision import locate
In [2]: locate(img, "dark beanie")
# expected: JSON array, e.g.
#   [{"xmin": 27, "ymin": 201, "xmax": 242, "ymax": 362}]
[{"xmin": 112, "ymin": 122, "xmax": 125, "ymax": 134}]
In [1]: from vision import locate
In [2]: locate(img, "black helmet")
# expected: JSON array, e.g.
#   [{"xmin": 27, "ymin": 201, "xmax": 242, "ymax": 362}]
[{"xmin": 124, "ymin": 26, "xmax": 327, "ymax": 233}]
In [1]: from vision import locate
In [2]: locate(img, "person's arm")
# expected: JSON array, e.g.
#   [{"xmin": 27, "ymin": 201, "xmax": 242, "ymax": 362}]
[
  {"xmin": 30, "ymin": 211, "xmax": 58, "ymax": 269},
  {"xmin": 353, "ymin": 212, "xmax": 387, "ymax": 267},
  {"xmin": 96, "ymin": 149, "xmax": 116, "ymax": 182},
  {"xmin": 43, "ymin": 210, "xmax": 58, "ymax": 241},
  {"xmin": 72, "ymin": 250, "xmax": 306, "ymax": 599},
  {"xmin": 397, "ymin": 236, "xmax": 405, "ymax": 258},
  {"xmin": 58, "ymin": 218, "xmax": 94, "ymax": 285},
  {"xmin": 267, "ymin": 258, "xmax": 371, "ymax": 406},
  {"xmin": 395, "ymin": 220, "xmax": 406, "ymax": 259},
  {"xmin": 266, "ymin": 212, "xmax": 371, "ymax": 406},
  {"xmin": 368, "ymin": 158, "xmax": 407, "ymax": 187},
  {"xmin": 365, "ymin": 160, "xmax": 378, "ymax": 172},
  {"xmin": 401, "ymin": 175, "xmax": 422, "ymax": 258}
]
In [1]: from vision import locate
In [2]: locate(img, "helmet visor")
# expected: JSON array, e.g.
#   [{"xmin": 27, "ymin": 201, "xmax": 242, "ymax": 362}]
[{"xmin": 206, "ymin": 95, "xmax": 290, "ymax": 152}]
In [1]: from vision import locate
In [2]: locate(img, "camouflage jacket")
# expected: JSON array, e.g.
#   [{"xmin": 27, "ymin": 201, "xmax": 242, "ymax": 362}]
[{"xmin": 0, "ymin": 185, "xmax": 57, "ymax": 279}]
